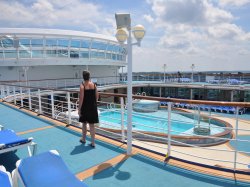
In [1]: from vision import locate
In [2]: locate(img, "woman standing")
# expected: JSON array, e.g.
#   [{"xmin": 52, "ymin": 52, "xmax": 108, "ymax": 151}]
[{"xmin": 78, "ymin": 70, "xmax": 99, "ymax": 147}]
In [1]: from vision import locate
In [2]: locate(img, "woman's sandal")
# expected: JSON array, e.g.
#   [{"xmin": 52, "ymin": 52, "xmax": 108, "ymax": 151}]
[
  {"xmin": 89, "ymin": 143, "xmax": 95, "ymax": 148},
  {"xmin": 79, "ymin": 139, "xmax": 86, "ymax": 144}
]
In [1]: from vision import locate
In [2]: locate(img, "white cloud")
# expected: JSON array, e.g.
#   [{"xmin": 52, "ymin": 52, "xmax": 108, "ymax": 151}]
[
  {"xmin": 0, "ymin": 0, "xmax": 114, "ymax": 33},
  {"xmin": 143, "ymin": 14, "xmax": 154, "ymax": 23},
  {"xmin": 219, "ymin": 0, "xmax": 250, "ymax": 7}
]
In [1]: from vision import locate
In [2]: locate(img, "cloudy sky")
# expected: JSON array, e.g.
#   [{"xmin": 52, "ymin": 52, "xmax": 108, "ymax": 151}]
[{"xmin": 1, "ymin": 0, "xmax": 250, "ymax": 72}]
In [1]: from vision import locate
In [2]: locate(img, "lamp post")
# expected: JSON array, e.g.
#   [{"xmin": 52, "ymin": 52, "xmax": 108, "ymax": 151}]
[
  {"xmin": 191, "ymin": 64, "xmax": 195, "ymax": 83},
  {"xmin": 163, "ymin": 64, "xmax": 166, "ymax": 83},
  {"xmin": 115, "ymin": 13, "xmax": 145, "ymax": 155}
]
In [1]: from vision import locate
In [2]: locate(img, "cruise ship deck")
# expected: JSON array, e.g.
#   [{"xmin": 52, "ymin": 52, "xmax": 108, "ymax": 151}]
[{"xmin": 1, "ymin": 99, "xmax": 250, "ymax": 186}]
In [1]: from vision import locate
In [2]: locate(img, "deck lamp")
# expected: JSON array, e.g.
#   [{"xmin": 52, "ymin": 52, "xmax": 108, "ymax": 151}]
[{"xmin": 115, "ymin": 13, "xmax": 145, "ymax": 155}]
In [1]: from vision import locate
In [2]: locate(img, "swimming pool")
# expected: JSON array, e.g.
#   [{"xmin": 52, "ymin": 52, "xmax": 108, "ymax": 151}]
[{"xmin": 99, "ymin": 110, "xmax": 225, "ymax": 135}]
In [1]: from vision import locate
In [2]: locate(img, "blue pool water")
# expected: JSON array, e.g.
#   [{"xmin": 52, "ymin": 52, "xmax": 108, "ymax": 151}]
[
  {"xmin": 99, "ymin": 110, "xmax": 225, "ymax": 135},
  {"xmin": 100, "ymin": 110, "xmax": 193, "ymax": 135}
]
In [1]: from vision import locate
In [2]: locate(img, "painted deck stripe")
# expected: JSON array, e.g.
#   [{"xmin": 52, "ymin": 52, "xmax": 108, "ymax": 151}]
[{"xmin": 17, "ymin": 125, "xmax": 55, "ymax": 135}]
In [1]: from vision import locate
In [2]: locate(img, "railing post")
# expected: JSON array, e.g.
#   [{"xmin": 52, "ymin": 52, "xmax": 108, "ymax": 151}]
[
  {"xmin": 51, "ymin": 91, "xmax": 55, "ymax": 119},
  {"xmin": 233, "ymin": 106, "xmax": 239, "ymax": 170},
  {"xmin": 167, "ymin": 102, "xmax": 172, "ymax": 157},
  {"xmin": 20, "ymin": 87, "xmax": 23, "ymax": 108},
  {"xmin": 13, "ymin": 86, "xmax": 16, "ymax": 105},
  {"xmin": 67, "ymin": 92, "xmax": 72, "ymax": 125},
  {"xmin": 28, "ymin": 88, "xmax": 32, "ymax": 110},
  {"xmin": 7, "ymin": 86, "xmax": 10, "ymax": 96},
  {"xmin": 38, "ymin": 89, "xmax": 42, "ymax": 115},
  {"xmin": 120, "ymin": 97, "xmax": 125, "ymax": 142},
  {"xmin": 0, "ymin": 85, "xmax": 4, "ymax": 98}
]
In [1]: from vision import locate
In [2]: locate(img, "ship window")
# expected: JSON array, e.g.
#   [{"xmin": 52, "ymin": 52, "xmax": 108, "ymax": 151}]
[
  {"xmin": 4, "ymin": 50, "xmax": 17, "ymax": 58},
  {"xmin": 71, "ymin": 40, "xmax": 80, "ymax": 48},
  {"xmin": 0, "ymin": 51, "xmax": 3, "ymax": 58},
  {"xmin": 32, "ymin": 50, "xmax": 44, "ymax": 58},
  {"xmin": 19, "ymin": 50, "xmax": 31, "ymax": 58},
  {"xmin": 46, "ymin": 39, "xmax": 57, "ymax": 47},
  {"xmin": 112, "ymin": 54, "xmax": 116, "ymax": 60},
  {"xmin": 81, "ymin": 40, "xmax": 90, "ymax": 48},
  {"xmin": 58, "ymin": 40, "xmax": 69, "ymax": 48},
  {"xmin": 80, "ymin": 51, "xmax": 89, "ymax": 58},
  {"xmin": 106, "ymin": 53, "xmax": 111, "ymax": 59},
  {"xmin": 57, "ymin": 49, "xmax": 68, "ymax": 57},
  {"xmin": 70, "ymin": 50, "xmax": 79, "ymax": 58},
  {"xmin": 106, "ymin": 44, "xmax": 114, "ymax": 52},
  {"xmin": 91, "ymin": 41, "xmax": 107, "ymax": 50},
  {"xmin": 31, "ymin": 39, "xmax": 43, "ymax": 47},
  {"xmin": 46, "ymin": 50, "xmax": 57, "ymax": 57},
  {"xmin": 1, "ymin": 38, "xmax": 14, "ymax": 48},
  {"xmin": 20, "ymin": 39, "xmax": 30, "ymax": 47}
]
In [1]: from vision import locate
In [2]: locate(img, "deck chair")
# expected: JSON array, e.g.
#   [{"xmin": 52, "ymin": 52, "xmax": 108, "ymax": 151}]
[
  {"xmin": 12, "ymin": 150, "xmax": 88, "ymax": 187},
  {"xmin": 0, "ymin": 129, "xmax": 37, "ymax": 157},
  {"xmin": 0, "ymin": 165, "xmax": 12, "ymax": 187}
]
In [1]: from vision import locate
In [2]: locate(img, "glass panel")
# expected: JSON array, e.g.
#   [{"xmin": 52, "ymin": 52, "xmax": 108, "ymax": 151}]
[
  {"xmin": 80, "ymin": 51, "xmax": 89, "ymax": 58},
  {"xmin": 58, "ymin": 39, "xmax": 69, "ymax": 47},
  {"xmin": 0, "ymin": 51, "xmax": 3, "ymax": 58},
  {"xmin": 98, "ymin": 52, "xmax": 105, "ymax": 58},
  {"xmin": 19, "ymin": 50, "xmax": 31, "ymax": 58},
  {"xmin": 91, "ymin": 51, "xmax": 98, "ymax": 58},
  {"xmin": 2, "ymin": 39, "xmax": 14, "ymax": 48},
  {"xmin": 106, "ymin": 44, "xmax": 114, "ymax": 52},
  {"xmin": 112, "ymin": 54, "xmax": 116, "ymax": 60},
  {"xmin": 113, "ymin": 45, "xmax": 119, "ymax": 52},
  {"xmin": 31, "ymin": 39, "xmax": 43, "ymax": 47},
  {"xmin": 81, "ymin": 40, "xmax": 90, "ymax": 48},
  {"xmin": 46, "ymin": 50, "xmax": 57, "ymax": 57},
  {"xmin": 91, "ymin": 41, "xmax": 107, "ymax": 50},
  {"xmin": 20, "ymin": 39, "xmax": 30, "ymax": 47},
  {"xmin": 106, "ymin": 53, "xmax": 112, "ymax": 59},
  {"xmin": 70, "ymin": 50, "xmax": 79, "ymax": 58},
  {"xmin": 46, "ymin": 39, "xmax": 57, "ymax": 47},
  {"xmin": 4, "ymin": 50, "xmax": 17, "ymax": 58},
  {"xmin": 57, "ymin": 49, "xmax": 68, "ymax": 57},
  {"xmin": 71, "ymin": 40, "xmax": 80, "ymax": 48},
  {"xmin": 32, "ymin": 50, "xmax": 44, "ymax": 58}
]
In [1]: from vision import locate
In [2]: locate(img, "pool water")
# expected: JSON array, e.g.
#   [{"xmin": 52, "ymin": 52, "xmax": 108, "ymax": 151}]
[{"xmin": 99, "ymin": 110, "xmax": 225, "ymax": 135}]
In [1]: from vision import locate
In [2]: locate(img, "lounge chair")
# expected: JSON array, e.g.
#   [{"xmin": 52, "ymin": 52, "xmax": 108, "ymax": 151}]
[
  {"xmin": 0, "ymin": 129, "xmax": 36, "ymax": 156},
  {"xmin": 12, "ymin": 150, "xmax": 88, "ymax": 187},
  {"xmin": 0, "ymin": 165, "xmax": 12, "ymax": 187}
]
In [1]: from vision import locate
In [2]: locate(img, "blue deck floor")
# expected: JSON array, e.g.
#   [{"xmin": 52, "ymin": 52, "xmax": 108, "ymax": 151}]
[{"xmin": 0, "ymin": 103, "xmax": 250, "ymax": 186}]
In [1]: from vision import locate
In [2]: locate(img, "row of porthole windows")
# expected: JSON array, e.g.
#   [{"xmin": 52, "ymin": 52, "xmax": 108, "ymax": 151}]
[
  {"xmin": 0, "ymin": 38, "xmax": 126, "ymax": 54},
  {"xmin": 0, "ymin": 50, "xmax": 125, "ymax": 61}
]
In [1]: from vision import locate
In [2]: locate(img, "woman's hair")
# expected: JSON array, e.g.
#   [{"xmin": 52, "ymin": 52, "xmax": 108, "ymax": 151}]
[{"xmin": 82, "ymin": 70, "xmax": 90, "ymax": 81}]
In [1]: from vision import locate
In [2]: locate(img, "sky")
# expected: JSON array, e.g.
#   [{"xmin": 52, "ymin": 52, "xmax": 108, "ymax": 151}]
[{"xmin": 0, "ymin": 0, "xmax": 250, "ymax": 72}]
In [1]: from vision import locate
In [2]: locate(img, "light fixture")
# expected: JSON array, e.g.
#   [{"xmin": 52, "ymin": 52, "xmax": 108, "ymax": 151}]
[
  {"xmin": 132, "ymin": 24, "xmax": 145, "ymax": 42},
  {"xmin": 115, "ymin": 29, "xmax": 128, "ymax": 44}
]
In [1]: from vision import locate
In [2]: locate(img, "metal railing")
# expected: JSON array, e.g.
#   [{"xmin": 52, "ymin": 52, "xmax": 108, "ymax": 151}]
[{"xmin": 1, "ymin": 83, "xmax": 250, "ymax": 172}]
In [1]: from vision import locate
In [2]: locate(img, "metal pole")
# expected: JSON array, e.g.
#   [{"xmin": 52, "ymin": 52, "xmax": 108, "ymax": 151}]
[
  {"xmin": 167, "ymin": 102, "xmax": 172, "ymax": 157},
  {"xmin": 163, "ymin": 64, "xmax": 166, "ymax": 83},
  {"xmin": 38, "ymin": 89, "xmax": 42, "ymax": 115},
  {"xmin": 20, "ymin": 87, "xmax": 23, "ymax": 108},
  {"xmin": 13, "ymin": 86, "xmax": 16, "ymax": 105},
  {"xmin": 28, "ymin": 88, "xmax": 32, "ymax": 110},
  {"xmin": 126, "ymin": 27, "xmax": 133, "ymax": 155},
  {"xmin": 67, "ymin": 92, "xmax": 72, "ymax": 125},
  {"xmin": 51, "ymin": 91, "xmax": 54, "ymax": 119},
  {"xmin": 121, "ymin": 97, "xmax": 125, "ymax": 142},
  {"xmin": 234, "ymin": 106, "xmax": 239, "ymax": 170}
]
